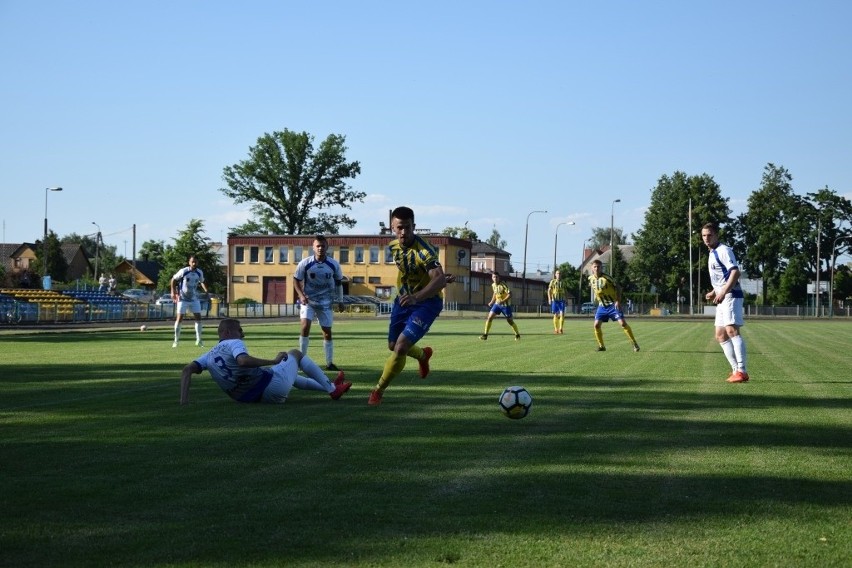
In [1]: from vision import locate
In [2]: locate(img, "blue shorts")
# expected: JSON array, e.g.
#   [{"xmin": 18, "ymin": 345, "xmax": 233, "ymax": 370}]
[
  {"xmin": 594, "ymin": 304, "xmax": 624, "ymax": 323},
  {"xmin": 389, "ymin": 296, "xmax": 443, "ymax": 344},
  {"xmin": 551, "ymin": 300, "xmax": 565, "ymax": 314},
  {"xmin": 490, "ymin": 304, "xmax": 514, "ymax": 319}
]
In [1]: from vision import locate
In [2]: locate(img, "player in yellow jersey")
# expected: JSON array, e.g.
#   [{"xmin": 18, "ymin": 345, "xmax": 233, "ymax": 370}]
[
  {"xmin": 547, "ymin": 270, "xmax": 569, "ymax": 334},
  {"xmin": 480, "ymin": 272, "xmax": 521, "ymax": 341},
  {"xmin": 588, "ymin": 259, "xmax": 639, "ymax": 352},
  {"xmin": 368, "ymin": 206, "xmax": 455, "ymax": 406}
]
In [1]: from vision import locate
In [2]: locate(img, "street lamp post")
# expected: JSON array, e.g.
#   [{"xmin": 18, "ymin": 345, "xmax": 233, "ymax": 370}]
[
  {"xmin": 522, "ymin": 209, "xmax": 547, "ymax": 308},
  {"xmin": 552, "ymin": 221, "xmax": 575, "ymax": 271},
  {"xmin": 43, "ymin": 186, "xmax": 63, "ymax": 282},
  {"xmin": 610, "ymin": 198, "xmax": 621, "ymax": 278},
  {"xmin": 92, "ymin": 222, "xmax": 102, "ymax": 280},
  {"xmin": 830, "ymin": 235, "xmax": 852, "ymax": 317}
]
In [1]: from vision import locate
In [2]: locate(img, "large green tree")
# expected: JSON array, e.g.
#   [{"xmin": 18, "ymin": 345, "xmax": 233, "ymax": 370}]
[
  {"xmin": 221, "ymin": 129, "xmax": 364, "ymax": 235},
  {"xmin": 628, "ymin": 171, "xmax": 731, "ymax": 304},
  {"xmin": 441, "ymin": 226, "xmax": 479, "ymax": 241},
  {"xmin": 158, "ymin": 220, "xmax": 225, "ymax": 295}
]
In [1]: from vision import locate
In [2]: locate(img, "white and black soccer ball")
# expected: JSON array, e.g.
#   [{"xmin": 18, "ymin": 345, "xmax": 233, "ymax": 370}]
[
  {"xmin": 139, "ymin": 324, "xmax": 147, "ymax": 332},
  {"xmin": 499, "ymin": 386, "xmax": 532, "ymax": 419}
]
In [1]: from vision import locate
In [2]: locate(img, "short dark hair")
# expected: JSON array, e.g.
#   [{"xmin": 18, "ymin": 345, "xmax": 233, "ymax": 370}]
[
  {"xmin": 314, "ymin": 235, "xmax": 328, "ymax": 243},
  {"xmin": 391, "ymin": 206, "xmax": 415, "ymax": 222},
  {"xmin": 702, "ymin": 222, "xmax": 719, "ymax": 233},
  {"xmin": 591, "ymin": 259, "xmax": 602, "ymax": 267}
]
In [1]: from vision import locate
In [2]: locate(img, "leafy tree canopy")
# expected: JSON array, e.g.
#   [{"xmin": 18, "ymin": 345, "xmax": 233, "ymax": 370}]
[
  {"xmin": 220, "ymin": 129, "xmax": 364, "ymax": 235},
  {"xmin": 158, "ymin": 220, "xmax": 225, "ymax": 294},
  {"xmin": 442, "ymin": 226, "xmax": 479, "ymax": 241}
]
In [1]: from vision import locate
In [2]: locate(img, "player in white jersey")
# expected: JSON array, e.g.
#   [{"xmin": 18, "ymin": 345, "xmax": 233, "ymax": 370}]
[
  {"xmin": 701, "ymin": 222, "xmax": 749, "ymax": 383},
  {"xmin": 170, "ymin": 255, "xmax": 208, "ymax": 348},
  {"xmin": 179, "ymin": 318, "xmax": 351, "ymax": 404},
  {"xmin": 293, "ymin": 235, "xmax": 345, "ymax": 371}
]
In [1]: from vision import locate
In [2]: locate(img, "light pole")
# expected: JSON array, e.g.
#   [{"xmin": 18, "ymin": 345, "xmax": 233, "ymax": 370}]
[
  {"xmin": 92, "ymin": 222, "xmax": 102, "ymax": 280},
  {"xmin": 552, "ymin": 221, "xmax": 575, "ymax": 271},
  {"xmin": 830, "ymin": 235, "xmax": 852, "ymax": 317},
  {"xmin": 578, "ymin": 238, "xmax": 590, "ymax": 313},
  {"xmin": 522, "ymin": 209, "xmax": 547, "ymax": 307},
  {"xmin": 610, "ymin": 198, "xmax": 621, "ymax": 278},
  {"xmin": 43, "ymin": 186, "xmax": 63, "ymax": 281}
]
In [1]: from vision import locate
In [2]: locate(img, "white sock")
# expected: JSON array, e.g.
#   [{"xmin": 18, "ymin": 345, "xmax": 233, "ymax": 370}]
[
  {"xmin": 299, "ymin": 335, "xmax": 309, "ymax": 355},
  {"xmin": 298, "ymin": 354, "xmax": 334, "ymax": 392},
  {"xmin": 174, "ymin": 322, "xmax": 181, "ymax": 342},
  {"xmin": 324, "ymin": 340, "xmax": 333, "ymax": 365},
  {"xmin": 194, "ymin": 321, "xmax": 202, "ymax": 342},
  {"xmin": 720, "ymin": 340, "xmax": 737, "ymax": 372},
  {"xmin": 731, "ymin": 335, "xmax": 747, "ymax": 371}
]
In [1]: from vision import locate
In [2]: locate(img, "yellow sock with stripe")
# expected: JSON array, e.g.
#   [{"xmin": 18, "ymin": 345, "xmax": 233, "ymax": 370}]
[
  {"xmin": 510, "ymin": 322, "xmax": 520, "ymax": 335},
  {"xmin": 484, "ymin": 320, "xmax": 493, "ymax": 335},
  {"xmin": 594, "ymin": 327, "xmax": 604, "ymax": 347},
  {"xmin": 622, "ymin": 324, "xmax": 637, "ymax": 345},
  {"xmin": 376, "ymin": 352, "xmax": 406, "ymax": 391}
]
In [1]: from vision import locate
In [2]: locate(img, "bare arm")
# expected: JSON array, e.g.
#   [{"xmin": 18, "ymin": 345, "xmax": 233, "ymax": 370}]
[
  {"xmin": 707, "ymin": 268, "xmax": 741, "ymax": 304},
  {"xmin": 398, "ymin": 265, "xmax": 448, "ymax": 307},
  {"xmin": 180, "ymin": 361, "xmax": 202, "ymax": 405},
  {"xmin": 293, "ymin": 278, "xmax": 308, "ymax": 304}
]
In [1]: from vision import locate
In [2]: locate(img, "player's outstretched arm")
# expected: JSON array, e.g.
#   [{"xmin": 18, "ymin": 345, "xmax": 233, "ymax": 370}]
[{"xmin": 180, "ymin": 362, "xmax": 201, "ymax": 405}]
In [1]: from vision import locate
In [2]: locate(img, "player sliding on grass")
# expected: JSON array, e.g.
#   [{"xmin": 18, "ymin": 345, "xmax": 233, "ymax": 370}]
[
  {"xmin": 180, "ymin": 318, "xmax": 351, "ymax": 405},
  {"xmin": 368, "ymin": 206, "xmax": 455, "ymax": 406}
]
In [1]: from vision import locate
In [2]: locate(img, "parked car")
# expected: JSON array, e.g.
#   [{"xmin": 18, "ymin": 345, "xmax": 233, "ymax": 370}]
[
  {"xmin": 122, "ymin": 288, "xmax": 155, "ymax": 303},
  {"xmin": 581, "ymin": 302, "xmax": 597, "ymax": 314},
  {"xmin": 155, "ymin": 294, "xmax": 175, "ymax": 307}
]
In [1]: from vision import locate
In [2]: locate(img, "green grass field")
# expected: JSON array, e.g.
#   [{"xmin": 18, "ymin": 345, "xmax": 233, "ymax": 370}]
[{"xmin": 1, "ymin": 317, "xmax": 850, "ymax": 567}]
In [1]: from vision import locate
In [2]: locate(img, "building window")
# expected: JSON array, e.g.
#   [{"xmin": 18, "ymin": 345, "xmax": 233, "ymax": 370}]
[
  {"xmin": 385, "ymin": 246, "xmax": 394, "ymax": 263},
  {"xmin": 376, "ymin": 286, "xmax": 393, "ymax": 299},
  {"xmin": 368, "ymin": 276, "xmax": 381, "ymax": 284},
  {"xmin": 231, "ymin": 275, "xmax": 245, "ymax": 283},
  {"xmin": 327, "ymin": 247, "xmax": 334, "ymax": 259},
  {"xmin": 247, "ymin": 275, "xmax": 259, "ymax": 283},
  {"xmin": 249, "ymin": 247, "xmax": 259, "ymax": 264},
  {"xmin": 235, "ymin": 247, "xmax": 245, "ymax": 264},
  {"xmin": 339, "ymin": 247, "xmax": 350, "ymax": 263},
  {"xmin": 279, "ymin": 246, "xmax": 289, "ymax": 263},
  {"xmin": 351, "ymin": 276, "xmax": 365, "ymax": 284},
  {"xmin": 369, "ymin": 246, "xmax": 380, "ymax": 264},
  {"xmin": 355, "ymin": 246, "xmax": 364, "ymax": 263},
  {"xmin": 264, "ymin": 247, "xmax": 274, "ymax": 263},
  {"xmin": 295, "ymin": 246, "xmax": 304, "ymax": 262}
]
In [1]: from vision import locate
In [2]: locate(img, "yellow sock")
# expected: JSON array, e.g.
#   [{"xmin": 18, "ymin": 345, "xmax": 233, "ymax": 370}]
[
  {"xmin": 553, "ymin": 316, "xmax": 559, "ymax": 331},
  {"xmin": 376, "ymin": 352, "xmax": 406, "ymax": 391},
  {"xmin": 407, "ymin": 345, "xmax": 423, "ymax": 360},
  {"xmin": 510, "ymin": 322, "xmax": 520, "ymax": 335},
  {"xmin": 594, "ymin": 327, "xmax": 604, "ymax": 347},
  {"xmin": 558, "ymin": 315, "xmax": 564, "ymax": 331},
  {"xmin": 484, "ymin": 320, "xmax": 493, "ymax": 335},
  {"xmin": 622, "ymin": 324, "xmax": 637, "ymax": 345}
]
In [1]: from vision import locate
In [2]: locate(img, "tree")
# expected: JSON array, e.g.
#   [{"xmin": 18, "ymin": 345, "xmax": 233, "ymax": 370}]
[
  {"xmin": 629, "ymin": 171, "xmax": 730, "ymax": 304},
  {"xmin": 589, "ymin": 226, "xmax": 626, "ymax": 250},
  {"xmin": 485, "ymin": 227, "xmax": 507, "ymax": 250},
  {"xmin": 734, "ymin": 163, "xmax": 799, "ymax": 305},
  {"xmin": 441, "ymin": 226, "xmax": 479, "ymax": 241},
  {"xmin": 138, "ymin": 240, "xmax": 167, "ymax": 264},
  {"xmin": 158, "ymin": 220, "xmax": 225, "ymax": 294},
  {"xmin": 34, "ymin": 231, "xmax": 69, "ymax": 282},
  {"xmin": 220, "ymin": 129, "xmax": 364, "ymax": 235}
]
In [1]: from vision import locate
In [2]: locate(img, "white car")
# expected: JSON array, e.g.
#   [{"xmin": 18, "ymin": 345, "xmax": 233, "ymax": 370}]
[
  {"xmin": 155, "ymin": 294, "xmax": 175, "ymax": 307},
  {"xmin": 122, "ymin": 288, "xmax": 154, "ymax": 303}
]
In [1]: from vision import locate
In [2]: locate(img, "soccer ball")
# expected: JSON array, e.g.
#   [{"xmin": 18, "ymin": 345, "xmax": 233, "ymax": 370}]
[
  {"xmin": 498, "ymin": 386, "xmax": 532, "ymax": 419},
  {"xmin": 140, "ymin": 324, "xmax": 147, "ymax": 332}
]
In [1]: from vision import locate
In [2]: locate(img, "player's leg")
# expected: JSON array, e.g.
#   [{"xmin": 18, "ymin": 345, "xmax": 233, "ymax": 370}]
[
  {"xmin": 173, "ymin": 307, "xmax": 184, "ymax": 347},
  {"xmin": 370, "ymin": 307, "xmax": 409, "ymax": 404},
  {"xmin": 193, "ymin": 310, "xmax": 203, "ymax": 346},
  {"xmin": 316, "ymin": 307, "xmax": 336, "ymax": 370},
  {"xmin": 505, "ymin": 307, "xmax": 520, "ymax": 339},
  {"xmin": 593, "ymin": 319, "xmax": 605, "ymax": 350},
  {"xmin": 298, "ymin": 304, "xmax": 313, "ymax": 354},
  {"xmin": 482, "ymin": 309, "xmax": 497, "ymax": 339},
  {"xmin": 618, "ymin": 315, "xmax": 639, "ymax": 351}
]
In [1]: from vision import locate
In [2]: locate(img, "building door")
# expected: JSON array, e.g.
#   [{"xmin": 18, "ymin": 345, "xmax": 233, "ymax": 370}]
[{"xmin": 264, "ymin": 277, "xmax": 287, "ymax": 304}]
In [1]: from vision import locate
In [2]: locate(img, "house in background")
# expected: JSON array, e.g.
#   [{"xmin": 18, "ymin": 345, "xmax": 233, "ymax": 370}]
[
  {"xmin": 1, "ymin": 242, "xmax": 91, "ymax": 286},
  {"xmin": 114, "ymin": 260, "xmax": 163, "ymax": 291}
]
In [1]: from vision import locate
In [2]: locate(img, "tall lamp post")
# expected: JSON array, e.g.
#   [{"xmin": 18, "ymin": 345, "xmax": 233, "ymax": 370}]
[
  {"xmin": 830, "ymin": 235, "xmax": 852, "ymax": 317},
  {"xmin": 552, "ymin": 221, "xmax": 575, "ymax": 271},
  {"xmin": 92, "ymin": 221, "xmax": 102, "ymax": 280},
  {"xmin": 610, "ymin": 198, "xmax": 621, "ymax": 278},
  {"xmin": 43, "ymin": 186, "xmax": 63, "ymax": 282},
  {"xmin": 522, "ymin": 209, "xmax": 548, "ymax": 307},
  {"xmin": 578, "ymin": 238, "xmax": 590, "ymax": 313}
]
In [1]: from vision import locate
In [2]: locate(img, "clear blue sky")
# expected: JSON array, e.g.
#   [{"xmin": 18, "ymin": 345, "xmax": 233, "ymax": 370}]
[{"xmin": 2, "ymin": 1, "xmax": 850, "ymax": 272}]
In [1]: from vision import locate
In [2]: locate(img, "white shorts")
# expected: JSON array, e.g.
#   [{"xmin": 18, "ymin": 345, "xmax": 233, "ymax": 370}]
[
  {"xmin": 299, "ymin": 303, "xmax": 334, "ymax": 328},
  {"xmin": 714, "ymin": 296, "xmax": 744, "ymax": 328},
  {"xmin": 177, "ymin": 299, "xmax": 202, "ymax": 315},
  {"xmin": 261, "ymin": 354, "xmax": 299, "ymax": 403}
]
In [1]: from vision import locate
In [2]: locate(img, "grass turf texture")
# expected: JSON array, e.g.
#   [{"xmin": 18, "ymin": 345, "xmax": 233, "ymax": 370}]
[{"xmin": 1, "ymin": 318, "xmax": 850, "ymax": 567}]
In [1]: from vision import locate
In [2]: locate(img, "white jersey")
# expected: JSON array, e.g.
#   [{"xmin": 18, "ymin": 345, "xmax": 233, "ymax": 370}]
[
  {"xmin": 194, "ymin": 338, "xmax": 275, "ymax": 402},
  {"xmin": 707, "ymin": 243, "xmax": 743, "ymax": 299},
  {"xmin": 172, "ymin": 266, "xmax": 205, "ymax": 301},
  {"xmin": 294, "ymin": 255, "xmax": 343, "ymax": 308}
]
